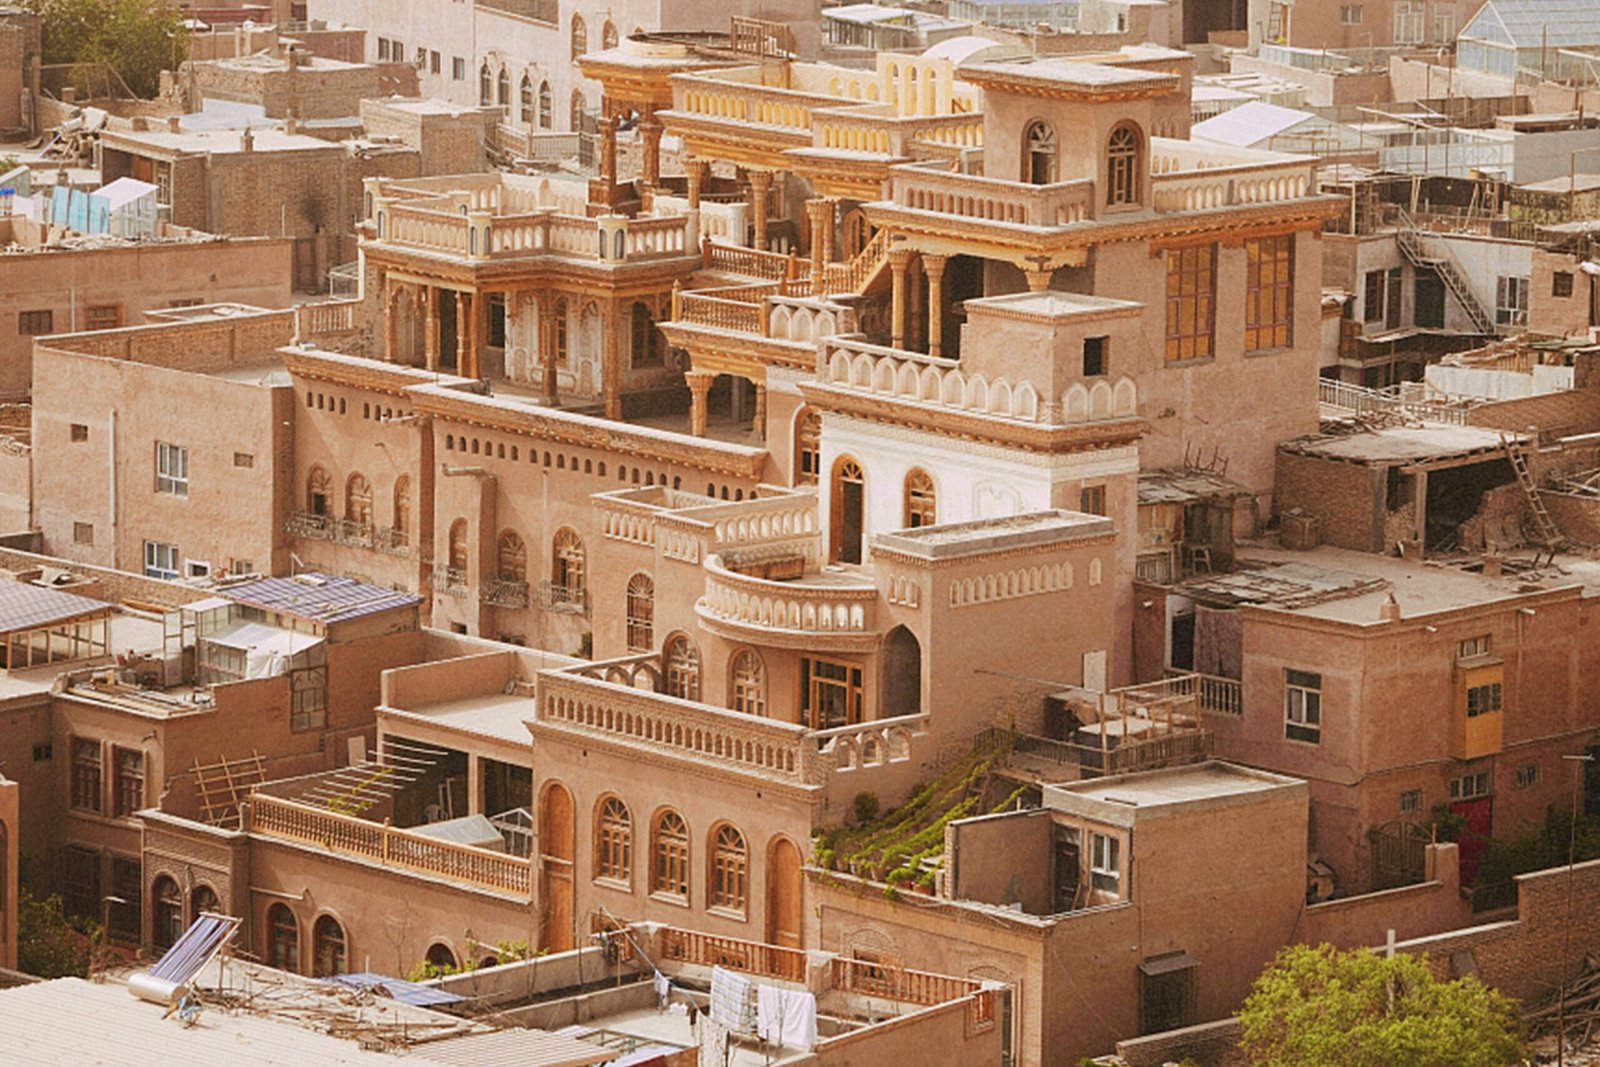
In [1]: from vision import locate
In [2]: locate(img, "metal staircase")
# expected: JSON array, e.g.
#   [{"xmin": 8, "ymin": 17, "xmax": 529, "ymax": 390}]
[
  {"xmin": 1501, "ymin": 432, "xmax": 1563, "ymax": 548},
  {"xmin": 1393, "ymin": 207, "xmax": 1496, "ymax": 336}
]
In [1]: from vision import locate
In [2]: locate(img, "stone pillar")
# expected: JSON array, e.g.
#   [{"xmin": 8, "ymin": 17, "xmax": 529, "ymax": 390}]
[
  {"xmin": 382, "ymin": 275, "xmax": 398, "ymax": 362},
  {"xmin": 687, "ymin": 371, "xmax": 714, "ymax": 437},
  {"xmin": 640, "ymin": 120, "xmax": 663, "ymax": 188},
  {"xmin": 600, "ymin": 112, "xmax": 619, "ymax": 186},
  {"xmin": 889, "ymin": 246, "xmax": 914, "ymax": 350},
  {"xmin": 539, "ymin": 294, "xmax": 559, "ymax": 405},
  {"xmin": 685, "ymin": 158, "xmax": 707, "ymax": 209},
  {"xmin": 602, "ymin": 299, "xmax": 621, "ymax": 420},
  {"xmin": 752, "ymin": 380, "xmax": 766, "ymax": 439},
  {"xmin": 465, "ymin": 290, "xmax": 480, "ymax": 380},
  {"xmin": 806, "ymin": 197, "xmax": 834, "ymax": 295},
  {"xmin": 423, "ymin": 285, "xmax": 440, "ymax": 371},
  {"xmin": 454, "ymin": 290, "xmax": 469, "ymax": 375},
  {"xmin": 748, "ymin": 169, "xmax": 772, "ymax": 251},
  {"xmin": 924, "ymin": 253, "xmax": 948, "ymax": 358}
]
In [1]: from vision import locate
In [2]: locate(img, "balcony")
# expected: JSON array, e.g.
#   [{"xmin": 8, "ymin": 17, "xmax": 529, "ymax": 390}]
[
  {"xmin": 697, "ymin": 552, "xmax": 878, "ymax": 651},
  {"xmin": 482, "ymin": 576, "xmax": 530, "ymax": 609},
  {"xmin": 537, "ymin": 580, "xmax": 588, "ymax": 616},
  {"xmin": 1164, "ymin": 669, "xmax": 1243, "ymax": 716},
  {"xmin": 1148, "ymin": 138, "xmax": 1316, "ymax": 212},
  {"xmin": 432, "ymin": 568, "xmax": 468, "ymax": 598},
  {"xmin": 248, "ymin": 792, "xmax": 532, "ymax": 896},
  {"xmin": 890, "ymin": 160, "xmax": 1095, "ymax": 228},
  {"xmin": 377, "ymin": 203, "xmax": 696, "ymax": 266}
]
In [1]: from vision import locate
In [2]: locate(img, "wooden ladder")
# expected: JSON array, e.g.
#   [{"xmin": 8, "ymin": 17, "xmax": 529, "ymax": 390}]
[{"xmin": 1501, "ymin": 433, "xmax": 1563, "ymax": 548}]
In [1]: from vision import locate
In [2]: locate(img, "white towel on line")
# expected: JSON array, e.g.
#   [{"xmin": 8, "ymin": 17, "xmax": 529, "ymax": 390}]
[{"xmin": 756, "ymin": 983, "xmax": 817, "ymax": 1052}]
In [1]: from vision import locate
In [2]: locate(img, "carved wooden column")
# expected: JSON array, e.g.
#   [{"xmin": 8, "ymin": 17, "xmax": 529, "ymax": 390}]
[
  {"xmin": 748, "ymin": 169, "xmax": 772, "ymax": 251},
  {"xmin": 454, "ymin": 290, "xmax": 469, "ymax": 375},
  {"xmin": 382, "ymin": 273, "xmax": 398, "ymax": 361},
  {"xmin": 466, "ymin": 290, "xmax": 481, "ymax": 379},
  {"xmin": 423, "ymin": 284, "xmax": 440, "ymax": 371},
  {"xmin": 687, "ymin": 371, "xmax": 714, "ymax": 437},
  {"xmin": 752, "ymin": 380, "xmax": 766, "ymax": 438},
  {"xmin": 806, "ymin": 197, "xmax": 834, "ymax": 295},
  {"xmin": 539, "ymin": 293, "xmax": 559, "ymax": 405},
  {"xmin": 599, "ymin": 111, "xmax": 618, "ymax": 186},
  {"xmin": 640, "ymin": 119, "xmax": 663, "ymax": 188},
  {"xmin": 602, "ymin": 298, "xmax": 622, "ymax": 420},
  {"xmin": 685, "ymin": 157, "xmax": 707, "ymax": 209},
  {"xmin": 889, "ymin": 246, "xmax": 914, "ymax": 350},
  {"xmin": 924, "ymin": 253, "xmax": 948, "ymax": 358}
]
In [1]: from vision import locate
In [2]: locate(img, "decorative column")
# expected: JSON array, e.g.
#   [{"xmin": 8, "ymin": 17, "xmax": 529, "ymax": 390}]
[
  {"xmin": 600, "ymin": 112, "xmax": 619, "ymax": 187},
  {"xmin": 640, "ymin": 119, "xmax": 663, "ymax": 188},
  {"xmin": 539, "ymin": 293, "xmax": 559, "ymax": 405},
  {"xmin": 382, "ymin": 273, "xmax": 398, "ymax": 361},
  {"xmin": 752, "ymin": 380, "xmax": 766, "ymax": 439},
  {"xmin": 1024, "ymin": 268, "xmax": 1054, "ymax": 292},
  {"xmin": 465, "ymin": 290, "xmax": 481, "ymax": 380},
  {"xmin": 602, "ymin": 299, "xmax": 622, "ymax": 420},
  {"xmin": 454, "ymin": 290, "xmax": 469, "ymax": 375},
  {"xmin": 685, "ymin": 157, "xmax": 707, "ymax": 209},
  {"xmin": 806, "ymin": 197, "xmax": 834, "ymax": 295},
  {"xmin": 924, "ymin": 253, "xmax": 948, "ymax": 358},
  {"xmin": 423, "ymin": 285, "xmax": 440, "ymax": 371},
  {"xmin": 747, "ymin": 169, "xmax": 772, "ymax": 251},
  {"xmin": 888, "ymin": 246, "xmax": 914, "ymax": 350},
  {"xmin": 687, "ymin": 371, "xmax": 714, "ymax": 437}
]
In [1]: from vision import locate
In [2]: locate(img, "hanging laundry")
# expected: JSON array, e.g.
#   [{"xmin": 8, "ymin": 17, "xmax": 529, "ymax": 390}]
[
  {"xmin": 653, "ymin": 970, "xmax": 670, "ymax": 1010},
  {"xmin": 756, "ymin": 984, "xmax": 817, "ymax": 1052},
  {"xmin": 709, "ymin": 965, "xmax": 754, "ymax": 1031}
]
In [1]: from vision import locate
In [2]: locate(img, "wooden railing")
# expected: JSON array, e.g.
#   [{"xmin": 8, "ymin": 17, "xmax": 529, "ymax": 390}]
[
  {"xmin": 1165, "ymin": 670, "xmax": 1243, "ymax": 715},
  {"xmin": 677, "ymin": 292, "xmax": 765, "ymax": 335},
  {"xmin": 829, "ymin": 956, "xmax": 980, "ymax": 1006},
  {"xmin": 822, "ymin": 226, "xmax": 890, "ymax": 294},
  {"xmin": 702, "ymin": 240, "xmax": 807, "ymax": 282},
  {"xmin": 659, "ymin": 927, "xmax": 807, "ymax": 982},
  {"xmin": 249, "ymin": 793, "xmax": 532, "ymax": 895}
]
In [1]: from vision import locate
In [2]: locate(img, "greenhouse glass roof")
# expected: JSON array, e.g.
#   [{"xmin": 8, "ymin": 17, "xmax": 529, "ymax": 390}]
[{"xmin": 1460, "ymin": 0, "xmax": 1600, "ymax": 49}]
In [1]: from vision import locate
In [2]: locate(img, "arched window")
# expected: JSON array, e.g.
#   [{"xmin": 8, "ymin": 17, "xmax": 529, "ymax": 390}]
[
  {"xmin": 831, "ymin": 457, "xmax": 865, "ymax": 564},
  {"xmin": 345, "ymin": 473, "xmax": 372, "ymax": 527},
  {"xmin": 312, "ymin": 915, "xmax": 346, "ymax": 977},
  {"xmin": 497, "ymin": 67, "xmax": 510, "ymax": 108},
  {"xmin": 520, "ymin": 74, "xmax": 533, "ymax": 125},
  {"xmin": 426, "ymin": 942, "xmax": 457, "ymax": 972},
  {"xmin": 1106, "ymin": 123, "xmax": 1141, "ymax": 207},
  {"xmin": 731, "ymin": 649, "xmax": 766, "ymax": 716},
  {"xmin": 630, "ymin": 301, "xmax": 661, "ymax": 367},
  {"xmin": 553, "ymin": 298, "xmax": 569, "ymax": 366},
  {"xmin": 306, "ymin": 466, "xmax": 332, "ymax": 516},
  {"xmin": 192, "ymin": 884, "xmax": 219, "ymax": 918},
  {"xmin": 447, "ymin": 518, "xmax": 469, "ymax": 575},
  {"xmin": 152, "ymin": 876, "xmax": 182, "ymax": 952},
  {"xmin": 709, "ymin": 823, "xmax": 748, "ymax": 913},
  {"xmin": 571, "ymin": 14, "xmax": 587, "ymax": 60},
  {"xmin": 479, "ymin": 63, "xmax": 492, "ymax": 106},
  {"xmin": 570, "ymin": 89, "xmax": 586, "ymax": 132},
  {"xmin": 625, "ymin": 573, "xmax": 654, "ymax": 651},
  {"xmin": 498, "ymin": 530, "xmax": 527, "ymax": 582},
  {"xmin": 651, "ymin": 809, "xmax": 689, "ymax": 899},
  {"xmin": 552, "ymin": 528, "xmax": 585, "ymax": 604},
  {"xmin": 266, "ymin": 903, "xmax": 298, "ymax": 973},
  {"xmin": 538, "ymin": 81, "xmax": 552, "ymax": 129},
  {"xmin": 601, "ymin": 20, "xmax": 618, "ymax": 49},
  {"xmin": 903, "ymin": 468, "xmax": 936, "ymax": 529},
  {"xmin": 1024, "ymin": 120, "xmax": 1056, "ymax": 185},
  {"xmin": 794, "ymin": 408, "xmax": 821, "ymax": 484},
  {"xmin": 664, "ymin": 634, "xmax": 700, "ymax": 701},
  {"xmin": 595, "ymin": 796, "xmax": 631, "ymax": 882},
  {"xmin": 392, "ymin": 476, "xmax": 410, "ymax": 544}
]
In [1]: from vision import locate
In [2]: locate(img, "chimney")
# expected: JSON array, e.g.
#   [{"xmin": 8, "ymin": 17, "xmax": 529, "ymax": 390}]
[
  {"xmin": 284, "ymin": 116, "xmax": 298, "ymax": 136},
  {"xmin": 241, "ymin": 127, "xmax": 255, "ymax": 153},
  {"xmin": 166, "ymin": 115, "xmax": 181, "ymax": 133},
  {"xmin": 1379, "ymin": 591, "xmax": 1401, "ymax": 623}
]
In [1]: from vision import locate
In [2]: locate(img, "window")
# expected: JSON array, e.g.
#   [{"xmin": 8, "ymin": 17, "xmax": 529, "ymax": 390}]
[
  {"xmin": 1090, "ymin": 832, "xmax": 1120, "ymax": 894},
  {"xmin": 377, "ymin": 37, "xmax": 390, "ymax": 60},
  {"xmin": 32, "ymin": 742, "xmax": 51, "ymax": 761},
  {"xmin": 602, "ymin": 19, "xmax": 618, "ymax": 49},
  {"xmin": 452, "ymin": 56, "xmax": 465, "ymax": 81},
  {"xmin": 1399, "ymin": 789, "xmax": 1422, "ymax": 815},
  {"xmin": 625, "ymin": 573, "xmax": 654, "ymax": 652},
  {"xmin": 1458, "ymin": 634, "xmax": 1491, "ymax": 659},
  {"xmin": 231, "ymin": 560, "xmax": 253, "ymax": 576},
  {"xmin": 903, "ymin": 469, "xmax": 936, "ymax": 529},
  {"xmin": 72, "ymin": 522, "xmax": 93, "ymax": 546},
  {"xmin": 1496, "ymin": 275, "xmax": 1529, "ymax": 327},
  {"xmin": 71, "ymin": 737, "xmax": 101, "ymax": 812},
  {"xmin": 1340, "ymin": 4, "xmax": 1362, "ymax": 23},
  {"xmin": 596, "ymin": 796, "xmax": 632, "ymax": 882},
  {"xmin": 430, "ymin": 50, "xmax": 440, "ymax": 74},
  {"xmin": 392, "ymin": 476, "xmax": 410, "ymax": 544},
  {"xmin": 1515, "ymin": 763, "xmax": 1541, "ymax": 789},
  {"xmin": 345, "ymin": 473, "xmax": 372, "ymax": 527},
  {"xmin": 1106, "ymin": 123, "xmax": 1140, "ymax": 207},
  {"xmin": 709, "ymin": 823, "xmax": 747, "ymax": 914},
  {"xmin": 631, "ymin": 302, "xmax": 662, "ymax": 367},
  {"xmin": 168, "ymin": 297, "xmax": 201, "ymax": 309},
  {"xmin": 571, "ymin": 14, "xmax": 587, "ymax": 60},
  {"xmin": 1363, "ymin": 269, "xmax": 1386, "ymax": 323},
  {"xmin": 1165, "ymin": 244, "xmax": 1216, "ymax": 361},
  {"xmin": 143, "ymin": 540, "xmax": 178, "ymax": 579},
  {"xmin": 70, "ymin": 423, "xmax": 88, "ymax": 442},
  {"xmin": 479, "ymin": 62, "xmax": 491, "ymax": 106},
  {"xmin": 1393, "ymin": 0, "xmax": 1424, "ymax": 44},
  {"xmin": 651, "ymin": 810, "xmax": 689, "ymax": 899},
  {"xmin": 551, "ymin": 528, "xmax": 585, "ymax": 603},
  {"xmin": 17, "ymin": 309, "xmax": 51, "ymax": 335},
  {"xmin": 155, "ymin": 442, "xmax": 188, "ymax": 496},
  {"xmin": 1450, "ymin": 771, "xmax": 1491, "ymax": 800},
  {"xmin": 832, "ymin": 457, "xmax": 865, "ymax": 564},
  {"xmin": 795, "ymin": 408, "xmax": 821, "ymax": 484},
  {"xmin": 113, "ymin": 747, "xmax": 143, "ymax": 817},
  {"xmin": 1024, "ymin": 120, "xmax": 1056, "ymax": 185},
  {"xmin": 1466, "ymin": 682, "xmax": 1502, "ymax": 717},
  {"xmin": 1284, "ymin": 669, "xmax": 1322, "ymax": 743},
  {"xmin": 571, "ymin": 89, "xmax": 586, "ymax": 132},
  {"xmin": 290, "ymin": 664, "xmax": 327, "ymax": 731},
  {"xmin": 665, "ymin": 634, "xmax": 701, "ymax": 701},
  {"xmin": 801, "ymin": 657, "xmax": 863, "ymax": 729},
  {"xmin": 306, "ymin": 466, "xmax": 332, "ymax": 516},
  {"xmin": 1432, "ymin": 7, "xmax": 1456, "ymax": 42},
  {"xmin": 153, "ymin": 877, "xmax": 182, "ymax": 952},
  {"xmin": 498, "ymin": 530, "xmax": 527, "ymax": 582},
  {"xmin": 1079, "ymin": 485, "xmax": 1106, "ymax": 516},
  {"xmin": 497, "ymin": 67, "xmax": 510, "ymax": 108},
  {"xmin": 447, "ymin": 518, "xmax": 469, "ymax": 574},
  {"xmin": 232, "ymin": 451, "xmax": 255, "ymax": 469},
  {"xmin": 520, "ymin": 74, "xmax": 533, "ymax": 124},
  {"xmin": 730, "ymin": 649, "xmax": 766, "ymax": 716},
  {"xmin": 1554, "ymin": 271, "xmax": 1575, "ymax": 298},
  {"xmin": 553, "ymin": 298, "xmax": 569, "ymax": 365},
  {"xmin": 1244, "ymin": 235, "xmax": 1293, "ymax": 351},
  {"xmin": 538, "ymin": 80, "xmax": 552, "ymax": 128},
  {"xmin": 1083, "ymin": 336, "xmax": 1107, "ymax": 377},
  {"xmin": 267, "ymin": 903, "xmax": 299, "ymax": 973},
  {"xmin": 63, "ymin": 846, "xmax": 99, "ymax": 919},
  {"xmin": 108, "ymin": 856, "xmax": 140, "ymax": 942},
  {"xmin": 312, "ymin": 915, "xmax": 346, "ymax": 977},
  {"xmin": 85, "ymin": 305, "xmax": 121, "ymax": 331}
]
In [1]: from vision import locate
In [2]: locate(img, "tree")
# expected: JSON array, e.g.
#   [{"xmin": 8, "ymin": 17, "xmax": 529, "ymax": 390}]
[
  {"xmin": 16, "ymin": 889, "xmax": 96, "ymax": 979},
  {"xmin": 1238, "ymin": 944, "xmax": 1525, "ymax": 1067},
  {"xmin": 20, "ymin": 0, "xmax": 188, "ymax": 99}
]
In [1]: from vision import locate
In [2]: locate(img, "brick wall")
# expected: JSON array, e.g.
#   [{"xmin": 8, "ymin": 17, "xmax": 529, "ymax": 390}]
[
  {"xmin": 1544, "ymin": 493, "xmax": 1600, "ymax": 545},
  {"xmin": 1274, "ymin": 450, "xmax": 1383, "ymax": 552},
  {"xmin": 1467, "ymin": 390, "xmax": 1600, "ymax": 438},
  {"xmin": 1117, "ymin": 1019, "xmax": 1246, "ymax": 1067},
  {"xmin": 0, "ymin": 545, "xmax": 215, "ymax": 608}
]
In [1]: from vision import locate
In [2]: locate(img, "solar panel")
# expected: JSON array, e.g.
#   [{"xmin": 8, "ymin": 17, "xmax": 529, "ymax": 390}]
[{"xmin": 147, "ymin": 913, "xmax": 242, "ymax": 985}]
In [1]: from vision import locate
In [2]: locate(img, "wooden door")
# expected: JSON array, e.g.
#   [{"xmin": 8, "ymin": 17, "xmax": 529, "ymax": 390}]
[
  {"xmin": 538, "ymin": 783, "xmax": 575, "ymax": 953},
  {"xmin": 766, "ymin": 837, "xmax": 803, "ymax": 949}
]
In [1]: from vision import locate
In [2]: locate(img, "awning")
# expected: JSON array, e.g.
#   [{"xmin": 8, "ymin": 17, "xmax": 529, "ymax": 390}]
[{"xmin": 1139, "ymin": 952, "xmax": 1199, "ymax": 977}]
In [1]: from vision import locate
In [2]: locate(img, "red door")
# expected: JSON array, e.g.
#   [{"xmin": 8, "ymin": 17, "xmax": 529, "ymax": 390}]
[{"xmin": 1449, "ymin": 796, "xmax": 1493, "ymax": 885}]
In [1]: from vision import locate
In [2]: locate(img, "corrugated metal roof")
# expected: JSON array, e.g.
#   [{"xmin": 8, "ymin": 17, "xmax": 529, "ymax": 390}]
[
  {"xmin": 221, "ymin": 573, "xmax": 420, "ymax": 624},
  {"xmin": 323, "ymin": 973, "xmax": 463, "ymax": 1007},
  {"xmin": 0, "ymin": 582, "xmax": 110, "ymax": 634},
  {"xmin": 411, "ymin": 1028, "xmax": 615, "ymax": 1067}
]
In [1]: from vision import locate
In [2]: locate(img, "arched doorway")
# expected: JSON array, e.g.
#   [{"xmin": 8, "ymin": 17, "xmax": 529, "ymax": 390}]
[
  {"xmin": 831, "ymin": 457, "xmax": 865, "ymax": 564},
  {"xmin": 766, "ymin": 837, "xmax": 803, "ymax": 949},
  {"xmin": 192, "ymin": 884, "xmax": 219, "ymax": 918},
  {"xmin": 539, "ymin": 782, "xmax": 575, "ymax": 953},
  {"xmin": 152, "ymin": 876, "xmax": 182, "ymax": 951},
  {"xmin": 882, "ymin": 625, "xmax": 922, "ymax": 717}
]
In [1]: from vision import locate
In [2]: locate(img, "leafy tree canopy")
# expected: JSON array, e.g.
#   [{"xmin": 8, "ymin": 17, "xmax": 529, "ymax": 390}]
[
  {"xmin": 21, "ymin": 0, "xmax": 187, "ymax": 99},
  {"xmin": 16, "ymin": 889, "xmax": 95, "ymax": 979},
  {"xmin": 1238, "ymin": 943, "xmax": 1525, "ymax": 1067}
]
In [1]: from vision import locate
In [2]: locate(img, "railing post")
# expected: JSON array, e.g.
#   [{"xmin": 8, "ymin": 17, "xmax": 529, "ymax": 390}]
[{"xmin": 382, "ymin": 817, "xmax": 391, "ymax": 864}]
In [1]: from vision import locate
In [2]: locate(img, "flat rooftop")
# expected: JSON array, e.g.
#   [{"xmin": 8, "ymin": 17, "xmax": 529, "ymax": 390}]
[
  {"xmin": 1280, "ymin": 424, "xmax": 1513, "ymax": 466},
  {"xmin": 1044, "ymin": 760, "xmax": 1303, "ymax": 823},
  {"xmin": 874, "ymin": 509, "xmax": 1112, "ymax": 560},
  {"xmin": 961, "ymin": 58, "xmax": 1180, "ymax": 95},
  {"xmin": 385, "ymin": 692, "xmax": 533, "ymax": 747},
  {"xmin": 968, "ymin": 290, "xmax": 1144, "ymax": 321},
  {"xmin": 101, "ymin": 126, "xmax": 341, "ymax": 156}
]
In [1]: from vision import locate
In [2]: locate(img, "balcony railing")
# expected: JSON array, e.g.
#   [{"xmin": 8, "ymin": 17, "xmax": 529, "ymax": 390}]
[
  {"xmin": 537, "ymin": 580, "xmax": 589, "ymax": 615},
  {"xmin": 890, "ymin": 162, "xmax": 1094, "ymax": 227},
  {"xmin": 380, "ymin": 207, "xmax": 695, "ymax": 264},
  {"xmin": 249, "ymin": 793, "xmax": 531, "ymax": 896},
  {"xmin": 432, "ymin": 568, "xmax": 468, "ymax": 597},
  {"xmin": 659, "ymin": 927, "xmax": 807, "ymax": 983},
  {"xmin": 1163, "ymin": 670, "xmax": 1244, "ymax": 716},
  {"xmin": 482, "ymin": 576, "xmax": 530, "ymax": 609},
  {"xmin": 829, "ymin": 956, "xmax": 981, "ymax": 1006},
  {"xmin": 700, "ymin": 553, "xmax": 877, "ymax": 639}
]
